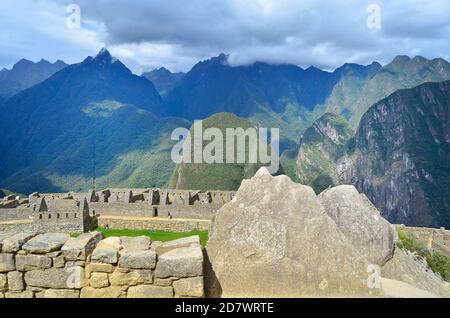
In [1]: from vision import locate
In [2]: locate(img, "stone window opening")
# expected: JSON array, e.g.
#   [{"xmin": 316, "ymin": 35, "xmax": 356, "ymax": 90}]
[
  {"xmin": 39, "ymin": 214, "xmax": 43, "ymax": 220},
  {"xmin": 57, "ymin": 213, "xmax": 60, "ymax": 219},
  {"xmin": 74, "ymin": 213, "xmax": 78, "ymax": 218},
  {"xmin": 66, "ymin": 213, "xmax": 69, "ymax": 218}
]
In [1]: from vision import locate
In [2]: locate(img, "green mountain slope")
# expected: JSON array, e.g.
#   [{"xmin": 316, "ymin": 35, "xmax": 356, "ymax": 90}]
[
  {"xmin": 297, "ymin": 80, "xmax": 450, "ymax": 228},
  {"xmin": 319, "ymin": 56, "xmax": 450, "ymax": 127},
  {"xmin": 0, "ymin": 49, "xmax": 189, "ymax": 194},
  {"xmin": 168, "ymin": 112, "xmax": 265, "ymax": 191},
  {"xmin": 296, "ymin": 113, "xmax": 354, "ymax": 194},
  {"xmin": 142, "ymin": 67, "xmax": 184, "ymax": 97}
]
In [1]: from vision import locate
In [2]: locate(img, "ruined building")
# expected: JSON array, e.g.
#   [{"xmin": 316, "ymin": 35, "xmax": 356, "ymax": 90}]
[{"xmin": 0, "ymin": 188, "xmax": 235, "ymax": 233}]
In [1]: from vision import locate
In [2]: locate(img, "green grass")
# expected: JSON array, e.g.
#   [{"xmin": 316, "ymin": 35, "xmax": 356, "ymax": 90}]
[
  {"xmin": 94, "ymin": 227, "xmax": 209, "ymax": 247},
  {"xmin": 396, "ymin": 228, "xmax": 450, "ymax": 282}
]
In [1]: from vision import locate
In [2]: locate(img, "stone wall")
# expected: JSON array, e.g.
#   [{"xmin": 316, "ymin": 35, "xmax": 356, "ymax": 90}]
[
  {"xmin": 0, "ymin": 232, "xmax": 204, "ymax": 298},
  {"xmin": 98, "ymin": 216, "xmax": 210, "ymax": 233},
  {"xmin": 90, "ymin": 202, "xmax": 221, "ymax": 220},
  {"xmin": 399, "ymin": 225, "xmax": 449, "ymax": 257}
]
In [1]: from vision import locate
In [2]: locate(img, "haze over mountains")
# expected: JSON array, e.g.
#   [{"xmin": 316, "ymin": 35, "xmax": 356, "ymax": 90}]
[{"xmin": 0, "ymin": 48, "xmax": 449, "ymax": 227}]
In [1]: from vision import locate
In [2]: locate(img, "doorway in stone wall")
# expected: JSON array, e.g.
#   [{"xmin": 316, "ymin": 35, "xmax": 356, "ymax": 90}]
[{"xmin": 153, "ymin": 207, "xmax": 158, "ymax": 217}]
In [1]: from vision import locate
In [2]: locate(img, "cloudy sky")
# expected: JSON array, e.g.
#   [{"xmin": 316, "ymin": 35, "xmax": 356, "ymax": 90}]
[{"xmin": 1, "ymin": 0, "xmax": 449, "ymax": 74}]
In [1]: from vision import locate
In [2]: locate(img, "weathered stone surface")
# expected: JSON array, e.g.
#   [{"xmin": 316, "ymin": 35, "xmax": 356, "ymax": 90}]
[
  {"xmin": 7, "ymin": 271, "xmax": 24, "ymax": 291},
  {"xmin": 155, "ymin": 245, "xmax": 203, "ymax": 279},
  {"xmin": 206, "ymin": 167, "xmax": 375, "ymax": 297},
  {"xmin": 5, "ymin": 291, "xmax": 34, "ymax": 298},
  {"xmin": 0, "ymin": 292, "xmax": 3, "ymax": 298},
  {"xmin": 120, "ymin": 236, "xmax": 151, "ymax": 251},
  {"xmin": 380, "ymin": 278, "xmax": 438, "ymax": 298},
  {"xmin": 91, "ymin": 238, "xmax": 121, "ymax": 264},
  {"xmin": 16, "ymin": 254, "xmax": 52, "ymax": 271},
  {"xmin": 80, "ymin": 286, "xmax": 122, "ymax": 298},
  {"xmin": 127, "ymin": 285, "xmax": 173, "ymax": 298},
  {"xmin": 118, "ymin": 250, "xmax": 157, "ymax": 269},
  {"xmin": 136, "ymin": 270, "xmax": 153, "ymax": 284},
  {"xmin": 109, "ymin": 268, "xmax": 144, "ymax": 286},
  {"xmin": 24, "ymin": 266, "xmax": 86, "ymax": 289},
  {"xmin": 90, "ymin": 272, "xmax": 109, "ymax": 288},
  {"xmin": 156, "ymin": 236, "xmax": 200, "ymax": 255},
  {"xmin": 85, "ymin": 263, "xmax": 114, "ymax": 278},
  {"xmin": 173, "ymin": 277, "xmax": 204, "ymax": 297},
  {"xmin": 0, "ymin": 273, "xmax": 6, "ymax": 291},
  {"xmin": 154, "ymin": 278, "xmax": 174, "ymax": 287},
  {"xmin": 53, "ymin": 255, "xmax": 66, "ymax": 268},
  {"xmin": 0, "ymin": 253, "xmax": 15, "ymax": 272},
  {"xmin": 62, "ymin": 232, "xmax": 104, "ymax": 261},
  {"xmin": 381, "ymin": 248, "xmax": 450, "ymax": 297},
  {"xmin": 1, "ymin": 232, "xmax": 38, "ymax": 253},
  {"xmin": 318, "ymin": 185, "xmax": 395, "ymax": 266},
  {"xmin": 36, "ymin": 289, "xmax": 80, "ymax": 298},
  {"xmin": 22, "ymin": 233, "xmax": 70, "ymax": 254}
]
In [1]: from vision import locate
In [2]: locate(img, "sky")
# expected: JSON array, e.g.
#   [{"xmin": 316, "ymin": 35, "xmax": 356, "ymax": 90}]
[{"xmin": 1, "ymin": 0, "xmax": 450, "ymax": 74}]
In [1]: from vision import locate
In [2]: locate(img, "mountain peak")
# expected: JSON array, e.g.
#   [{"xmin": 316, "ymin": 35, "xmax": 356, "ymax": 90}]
[
  {"xmin": 94, "ymin": 48, "xmax": 115, "ymax": 63},
  {"xmin": 13, "ymin": 59, "xmax": 34, "ymax": 68}
]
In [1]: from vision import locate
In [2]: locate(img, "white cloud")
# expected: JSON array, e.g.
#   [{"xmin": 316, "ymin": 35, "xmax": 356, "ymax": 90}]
[{"xmin": 1, "ymin": 0, "xmax": 450, "ymax": 73}]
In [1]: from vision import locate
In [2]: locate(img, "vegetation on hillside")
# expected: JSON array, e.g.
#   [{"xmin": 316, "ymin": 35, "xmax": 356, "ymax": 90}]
[
  {"xmin": 168, "ymin": 112, "xmax": 266, "ymax": 191},
  {"xmin": 396, "ymin": 228, "xmax": 450, "ymax": 282}
]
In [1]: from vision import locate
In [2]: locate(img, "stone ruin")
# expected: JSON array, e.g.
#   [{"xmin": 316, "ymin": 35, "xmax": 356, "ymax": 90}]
[
  {"xmin": 0, "ymin": 232, "xmax": 204, "ymax": 298},
  {"xmin": 0, "ymin": 188, "xmax": 235, "ymax": 234}
]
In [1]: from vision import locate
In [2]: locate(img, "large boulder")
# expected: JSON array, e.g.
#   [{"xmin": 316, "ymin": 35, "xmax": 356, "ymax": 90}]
[
  {"xmin": 206, "ymin": 168, "xmax": 378, "ymax": 297},
  {"xmin": 318, "ymin": 185, "xmax": 395, "ymax": 266}
]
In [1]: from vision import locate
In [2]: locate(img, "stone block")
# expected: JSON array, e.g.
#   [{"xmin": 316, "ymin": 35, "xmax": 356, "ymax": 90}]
[
  {"xmin": 62, "ymin": 232, "xmax": 104, "ymax": 261},
  {"xmin": 173, "ymin": 277, "xmax": 204, "ymax": 297},
  {"xmin": 36, "ymin": 289, "xmax": 80, "ymax": 298},
  {"xmin": 91, "ymin": 238, "xmax": 121, "ymax": 264},
  {"xmin": 15, "ymin": 254, "xmax": 52, "ymax": 271},
  {"xmin": 85, "ymin": 263, "xmax": 114, "ymax": 278},
  {"xmin": 80, "ymin": 286, "xmax": 122, "ymax": 298},
  {"xmin": 24, "ymin": 266, "xmax": 86, "ymax": 289},
  {"xmin": 53, "ymin": 255, "xmax": 66, "ymax": 268},
  {"xmin": 120, "ymin": 236, "xmax": 151, "ymax": 251},
  {"xmin": 90, "ymin": 272, "xmax": 109, "ymax": 288},
  {"xmin": 7, "ymin": 271, "xmax": 24, "ymax": 291},
  {"xmin": 155, "ymin": 236, "xmax": 200, "ymax": 255},
  {"xmin": 109, "ymin": 268, "xmax": 144, "ymax": 286},
  {"xmin": 118, "ymin": 250, "xmax": 156, "ymax": 269},
  {"xmin": 0, "ymin": 273, "xmax": 7, "ymax": 291},
  {"xmin": 5, "ymin": 291, "xmax": 34, "ymax": 298},
  {"xmin": 1, "ymin": 232, "xmax": 38, "ymax": 253},
  {"xmin": 155, "ymin": 245, "xmax": 203, "ymax": 278},
  {"xmin": 0, "ymin": 253, "xmax": 15, "ymax": 272},
  {"xmin": 22, "ymin": 233, "xmax": 70, "ymax": 254},
  {"xmin": 127, "ymin": 285, "xmax": 173, "ymax": 298}
]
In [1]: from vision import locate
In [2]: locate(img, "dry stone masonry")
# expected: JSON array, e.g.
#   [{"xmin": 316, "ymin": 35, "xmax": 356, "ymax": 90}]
[
  {"xmin": 0, "ymin": 188, "xmax": 235, "ymax": 234},
  {"xmin": 0, "ymin": 232, "xmax": 204, "ymax": 298}
]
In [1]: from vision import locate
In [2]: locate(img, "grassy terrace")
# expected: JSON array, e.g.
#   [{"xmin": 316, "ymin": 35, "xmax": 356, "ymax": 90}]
[{"xmin": 73, "ymin": 228, "xmax": 209, "ymax": 247}]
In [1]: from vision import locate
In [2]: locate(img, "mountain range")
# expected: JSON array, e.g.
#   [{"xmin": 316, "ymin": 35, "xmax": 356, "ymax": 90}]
[
  {"xmin": 0, "ymin": 58, "xmax": 67, "ymax": 99},
  {"xmin": 0, "ymin": 49, "xmax": 449, "ymax": 227},
  {"xmin": 0, "ymin": 49, "xmax": 187, "ymax": 194},
  {"xmin": 296, "ymin": 81, "xmax": 450, "ymax": 228}
]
